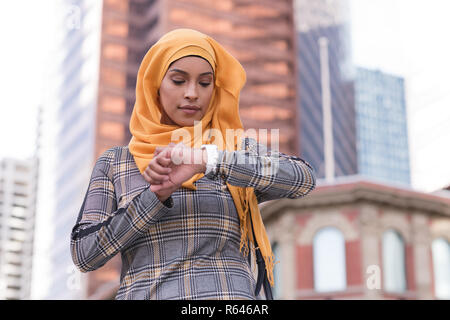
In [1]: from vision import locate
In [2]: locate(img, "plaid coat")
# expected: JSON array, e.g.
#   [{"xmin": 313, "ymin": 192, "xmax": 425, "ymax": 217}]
[{"xmin": 70, "ymin": 137, "xmax": 316, "ymax": 299}]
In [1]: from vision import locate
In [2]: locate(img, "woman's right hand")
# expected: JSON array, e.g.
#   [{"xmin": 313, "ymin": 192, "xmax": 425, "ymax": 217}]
[
  {"xmin": 142, "ymin": 142, "xmax": 207, "ymax": 202},
  {"xmin": 143, "ymin": 143, "xmax": 177, "ymax": 202}
]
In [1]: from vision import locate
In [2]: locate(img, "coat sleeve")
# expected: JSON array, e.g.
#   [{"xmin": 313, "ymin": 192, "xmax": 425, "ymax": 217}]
[
  {"xmin": 206, "ymin": 137, "xmax": 316, "ymax": 204},
  {"xmin": 70, "ymin": 148, "xmax": 173, "ymax": 273}
]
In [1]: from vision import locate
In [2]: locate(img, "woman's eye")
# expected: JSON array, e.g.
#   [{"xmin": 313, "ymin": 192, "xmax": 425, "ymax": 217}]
[
  {"xmin": 172, "ymin": 80, "xmax": 185, "ymax": 85},
  {"xmin": 200, "ymin": 82, "xmax": 211, "ymax": 87}
]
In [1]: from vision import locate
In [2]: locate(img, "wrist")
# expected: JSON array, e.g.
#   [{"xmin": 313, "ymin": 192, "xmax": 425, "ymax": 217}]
[
  {"xmin": 156, "ymin": 193, "xmax": 173, "ymax": 208},
  {"xmin": 195, "ymin": 149, "xmax": 207, "ymax": 174},
  {"xmin": 200, "ymin": 144, "xmax": 219, "ymax": 176},
  {"xmin": 154, "ymin": 186, "xmax": 176, "ymax": 203},
  {"xmin": 155, "ymin": 192, "xmax": 169, "ymax": 203}
]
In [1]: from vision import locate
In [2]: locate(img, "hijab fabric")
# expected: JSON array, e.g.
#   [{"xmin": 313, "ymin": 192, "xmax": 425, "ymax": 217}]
[{"xmin": 128, "ymin": 29, "xmax": 275, "ymax": 286}]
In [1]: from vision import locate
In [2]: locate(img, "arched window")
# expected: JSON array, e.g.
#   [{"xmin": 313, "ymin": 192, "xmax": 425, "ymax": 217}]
[
  {"xmin": 432, "ymin": 238, "xmax": 450, "ymax": 299},
  {"xmin": 313, "ymin": 227, "xmax": 347, "ymax": 292},
  {"xmin": 382, "ymin": 229, "xmax": 407, "ymax": 293},
  {"xmin": 272, "ymin": 242, "xmax": 282, "ymax": 299}
]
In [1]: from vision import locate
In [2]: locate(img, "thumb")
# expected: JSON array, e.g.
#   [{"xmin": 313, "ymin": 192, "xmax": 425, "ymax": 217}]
[
  {"xmin": 171, "ymin": 143, "xmax": 186, "ymax": 165},
  {"xmin": 154, "ymin": 146, "xmax": 165, "ymax": 157}
]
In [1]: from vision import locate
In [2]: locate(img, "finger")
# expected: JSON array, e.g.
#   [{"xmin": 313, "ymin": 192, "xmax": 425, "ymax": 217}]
[
  {"xmin": 156, "ymin": 153, "xmax": 172, "ymax": 168},
  {"xmin": 147, "ymin": 151, "xmax": 166, "ymax": 171},
  {"xmin": 170, "ymin": 144, "xmax": 186, "ymax": 165},
  {"xmin": 150, "ymin": 179, "xmax": 172, "ymax": 193},
  {"xmin": 144, "ymin": 166, "xmax": 169, "ymax": 184},
  {"xmin": 150, "ymin": 156, "xmax": 172, "ymax": 173},
  {"xmin": 154, "ymin": 147, "xmax": 164, "ymax": 157},
  {"xmin": 150, "ymin": 184, "xmax": 162, "ymax": 192},
  {"xmin": 149, "ymin": 169, "xmax": 170, "ymax": 184},
  {"xmin": 143, "ymin": 169, "xmax": 160, "ymax": 185}
]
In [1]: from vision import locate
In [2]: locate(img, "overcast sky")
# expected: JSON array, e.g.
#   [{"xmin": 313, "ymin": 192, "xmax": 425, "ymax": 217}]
[
  {"xmin": 0, "ymin": 1, "xmax": 54, "ymax": 159},
  {"xmin": 0, "ymin": 0, "xmax": 449, "ymax": 192},
  {"xmin": 350, "ymin": 0, "xmax": 450, "ymax": 192}
]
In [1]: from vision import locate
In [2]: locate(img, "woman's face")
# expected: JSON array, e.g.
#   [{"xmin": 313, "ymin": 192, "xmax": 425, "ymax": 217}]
[{"xmin": 158, "ymin": 56, "xmax": 214, "ymax": 127}]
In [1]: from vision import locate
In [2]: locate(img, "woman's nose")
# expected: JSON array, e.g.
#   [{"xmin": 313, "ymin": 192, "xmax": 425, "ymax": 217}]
[{"xmin": 184, "ymin": 82, "xmax": 198, "ymax": 100}]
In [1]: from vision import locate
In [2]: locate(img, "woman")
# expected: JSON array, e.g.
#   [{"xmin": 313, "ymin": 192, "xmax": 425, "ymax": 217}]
[{"xmin": 70, "ymin": 29, "xmax": 316, "ymax": 300}]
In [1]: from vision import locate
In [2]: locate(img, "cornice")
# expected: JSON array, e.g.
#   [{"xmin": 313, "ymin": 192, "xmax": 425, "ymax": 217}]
[{"xmin": 261, "ymin": 180, "xmax": 450, "ymax": 222}]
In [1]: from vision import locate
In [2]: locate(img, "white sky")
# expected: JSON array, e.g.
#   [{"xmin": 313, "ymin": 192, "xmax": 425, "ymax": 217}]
[
  {"xmin": 350, "ymin": 0, "xmax": 450, "ymax": 192},
  {"xmin": 0, "ymin": 0, "xmax": 55, "ymax": 160},
  {"xmin": 0, "ymin": 0, "xmax": 449, "ymax": 192}
]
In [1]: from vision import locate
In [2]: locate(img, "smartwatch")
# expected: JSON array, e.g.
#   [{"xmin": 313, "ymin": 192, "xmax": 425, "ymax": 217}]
[{"xmin": 201, "ymin": 144, "xmax": 219, "ymax": 176}]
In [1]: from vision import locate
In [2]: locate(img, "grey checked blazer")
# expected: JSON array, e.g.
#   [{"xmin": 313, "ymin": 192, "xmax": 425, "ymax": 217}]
[{"xmin": 70, "ymin": 137, "xmax": 316, "ymax": 299}]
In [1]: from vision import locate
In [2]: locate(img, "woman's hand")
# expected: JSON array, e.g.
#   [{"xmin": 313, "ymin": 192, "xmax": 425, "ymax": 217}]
[
  {"xmin": 142, "ymin": 143, "xmax": 207, "ymax": 202},
  {"xmin": 142, "ymin": 144, "xmax": 176, "ymax": 202}
]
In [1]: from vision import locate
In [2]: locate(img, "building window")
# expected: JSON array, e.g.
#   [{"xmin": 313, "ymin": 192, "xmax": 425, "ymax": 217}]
[
  {"xmin": 432, "ymin": 238, "xmax": 450, "ymax": 299},
  {"xmin": 382, "ymin": 229, "xmax": 407, "ymax": 293},
  {"xmin": 103, "ymin": 43, "xmax": 128, "ymax": 63},
  {"xmin": 272, "ymin": 242, "xmax": 282, "ymax": 299},
  {"xmin": 99, "ymin": 121, "xmax": 124, "ymax": 141},
  {"xmin": 313, "ymin": 227, "xmax": 347, "ymax": 292},
  {"xmin": 103, "ymin": 19, "xmax": 128, "ymax": 38},
  {"xmin": 100, "ymin": 95, "xmax": 126, "ymax": 114}
]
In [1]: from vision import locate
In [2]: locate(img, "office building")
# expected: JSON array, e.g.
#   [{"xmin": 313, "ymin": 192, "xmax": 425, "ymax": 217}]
[
  {"xmin": 0, "ymin": 158, "xmax": 37, "ymax": 299},
  {"xmin": 32, "ymin": 0, "xmax": 103, "ymax": 299},
  {"xmin": 294, "ymin": 0, "xmax": 357, "ymax": 180},
  {"xmin": 355, "ymin": 67, "xmax": 411, "ymax": 186}
]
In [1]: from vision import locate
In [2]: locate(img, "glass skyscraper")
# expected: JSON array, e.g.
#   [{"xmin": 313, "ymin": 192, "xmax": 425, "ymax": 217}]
[
  {"xmin": 294, "ymin": 0, "xmax": 357, "ymax": 180},
  {"xmin": 0, "ymin": 158, "xmax": 37, "ymax": 299},
  {"xmin": 355, "ymin": 67, "xmax": 411, "ymax": 186},
  {"xmin": 32, "ymin": 0, "xmax": 103, "ymax": 299}
]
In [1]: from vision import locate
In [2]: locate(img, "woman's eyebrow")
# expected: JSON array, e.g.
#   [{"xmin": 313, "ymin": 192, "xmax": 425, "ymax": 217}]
[{"xmin": 169, "ymin": 69, "xmax": 213, "ymax": 76}]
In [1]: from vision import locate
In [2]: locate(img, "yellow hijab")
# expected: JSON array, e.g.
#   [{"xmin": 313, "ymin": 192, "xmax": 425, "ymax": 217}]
[{"xmin": 128, "ymin": 29, "xmax": 274, "ymax": 286}]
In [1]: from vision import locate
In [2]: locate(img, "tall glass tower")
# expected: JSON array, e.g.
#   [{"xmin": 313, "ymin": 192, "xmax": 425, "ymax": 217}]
[
  {"xmin": 0, "ymin": 158, "xmax": 37, "ymax": 299},
  {"xmin": 355, "ymin": 67, "xmax": 411, "ymax": 186},
  {"xmin": 32, "ymin": 0, "xmax": 103, "ymax": 299},
  {"xmin": 294, "ymin": 0, "xmax": 357, "ymax": 180}
]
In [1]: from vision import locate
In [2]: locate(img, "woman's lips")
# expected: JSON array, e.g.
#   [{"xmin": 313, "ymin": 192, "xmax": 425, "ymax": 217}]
[
  {"xmin": 180, "ymin": 108, "xmax": 198, "ymax": 114},
  {"xmin": 179, "ymin": 105, "xmax": 200, "ymax": 114}
]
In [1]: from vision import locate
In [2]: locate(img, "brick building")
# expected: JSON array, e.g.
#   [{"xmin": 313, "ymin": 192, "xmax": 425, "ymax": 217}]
[{"xmin": 261, "ymin": 177, "xmax": 450, "ymax": 299}]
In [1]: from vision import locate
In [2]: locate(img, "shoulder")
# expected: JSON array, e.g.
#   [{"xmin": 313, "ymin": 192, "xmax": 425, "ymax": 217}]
[
  {"xmin": 96, "ymin": 146, "xmax": 134, "ymax": 163},
  {"xmin": 97, "ymin": 147, "xmax": 117, "ymax": 162},
  {"xmin": 94, "ymin": 146, "xmax": 136, "ymax": 178}
]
